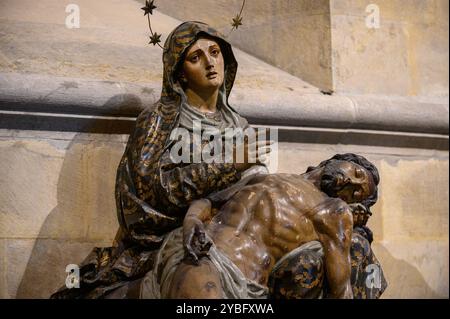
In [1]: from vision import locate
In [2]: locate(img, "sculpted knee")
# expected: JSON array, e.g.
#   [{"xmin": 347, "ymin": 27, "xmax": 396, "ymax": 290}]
[{"xmin": 168, "ymin": 260, "xmax": 223, "ymax": 299}]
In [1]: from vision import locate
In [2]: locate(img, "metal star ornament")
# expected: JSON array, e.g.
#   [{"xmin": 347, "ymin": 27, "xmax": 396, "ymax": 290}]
[
  {"xmin": 141, "ymin": 0, "xmax": 157, "ymax": 16},
  {"xmin": 142, "ymin": 0, "xmax": 246, "ymax": 48},
  {"xmin": 228, "ymin": 0, "xmax": 245, "ymax": 35},
  {"xmin": 231, "ymin": 15, "xmax": 243, "ymax": 29},
  {"xmin": 149, "ymin": 33, "xmax": 161, "ymax": 46}
]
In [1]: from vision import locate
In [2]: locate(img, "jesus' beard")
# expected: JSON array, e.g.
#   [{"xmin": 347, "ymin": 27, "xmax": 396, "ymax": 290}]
[{"xmin": 319, "ymin": 163, "xmax": 347, "ymax": 199}]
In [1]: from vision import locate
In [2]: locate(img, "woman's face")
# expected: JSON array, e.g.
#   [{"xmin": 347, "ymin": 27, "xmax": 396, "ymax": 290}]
[{"xmin": 180, "ymin": 37, "xmax": 225, "ymax": 93}]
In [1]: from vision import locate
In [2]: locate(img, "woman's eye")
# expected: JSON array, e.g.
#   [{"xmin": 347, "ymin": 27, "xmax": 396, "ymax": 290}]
[
  {"xmin": 211, "ymin": 49, "xmax": 219, "ymax": 56},
  {"xmin": 190, "ymin": 56, "xmax": 199, "ymax": 62}
]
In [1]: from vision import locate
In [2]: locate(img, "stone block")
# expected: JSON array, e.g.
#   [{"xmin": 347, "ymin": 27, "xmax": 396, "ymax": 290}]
[
  {"xmin": 0, "ymin": 134, "xmax": 123, "ymax": 242},
  {"xmin": 372, "ymin": 240, "xmax": 449, "ymax": 298},
  {"xmin": 6, "ymin": 238, "xmax": 110, "ymax": 299},
  {"xmin": 330, "ymin": 0, "xmax": 449, "ymax": 96}
]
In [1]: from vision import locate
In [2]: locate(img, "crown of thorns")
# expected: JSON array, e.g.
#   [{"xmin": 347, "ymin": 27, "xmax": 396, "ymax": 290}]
[{"xmin": 141, "ymin": 0, "xmax": 246, "ymax": 49}]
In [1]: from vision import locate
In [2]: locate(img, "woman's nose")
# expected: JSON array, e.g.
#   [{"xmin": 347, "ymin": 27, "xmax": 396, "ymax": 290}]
[{"xmin": 205, "ymin": 55, "xmax": 215, "ymax": 68}]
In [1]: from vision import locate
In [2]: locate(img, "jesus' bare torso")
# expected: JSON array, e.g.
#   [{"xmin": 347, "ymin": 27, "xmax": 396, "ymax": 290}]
[{"xmin": 170, "ymin": 173, "xmax": 354, "ymax": 298}]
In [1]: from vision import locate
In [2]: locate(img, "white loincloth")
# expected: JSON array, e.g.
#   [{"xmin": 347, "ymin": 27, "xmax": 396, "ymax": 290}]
[{"xmin": 140, "ymin": 227, "xmax": 269, "ymax": 299}]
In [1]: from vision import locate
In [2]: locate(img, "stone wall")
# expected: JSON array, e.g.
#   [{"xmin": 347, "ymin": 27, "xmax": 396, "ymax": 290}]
[
  {"xmin": 153, "ymin": 0, "xmax": 449, "ymax": 96},
  {"xmin": 152, "ymin": 0, "xmax": 334, "ymax": 91},
  {"xmin": 0, "ymin": 0, "xmax": 448, "ymax": 299},
  {"xmin": 272, "ymin": 142, "xmax": 449, "ymax": 298},
  {"xmin": 0, "ymin": 129, "xmax": 448, "ymax": 298},
  {"xmin": 330, "ymin": 0, "xmax": 449, "ymax": 96},
  {"xmin": 0, "ymin": 131, "xmax": 124, "ymax": 298}
]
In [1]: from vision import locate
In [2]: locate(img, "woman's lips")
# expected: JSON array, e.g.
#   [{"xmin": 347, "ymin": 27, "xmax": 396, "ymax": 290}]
[{"xmin": 206, "ymin": 71, "xmax": 218, "ymax": 79}]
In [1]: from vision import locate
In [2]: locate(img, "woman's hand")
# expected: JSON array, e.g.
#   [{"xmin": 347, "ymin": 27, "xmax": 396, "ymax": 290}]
[
  {"xmin": 233, "ymin": 128, "xmax": 274, "ymax": 171},
  {"xmin": 183, "ymin": 216, "xmax": 212, "ymax": 265}
]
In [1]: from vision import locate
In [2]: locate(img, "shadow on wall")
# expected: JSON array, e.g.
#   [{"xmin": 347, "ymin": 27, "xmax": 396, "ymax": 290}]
[
  {"xmin": 15, "ymin": 94, "xmax": 141, "ymax": 298},
  {"xmin": 373, "ymin": 243, "xmax": 441, "ymax": 299}
]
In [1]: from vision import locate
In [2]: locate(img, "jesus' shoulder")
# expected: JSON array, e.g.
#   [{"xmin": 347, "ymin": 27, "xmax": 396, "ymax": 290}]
[{"xmin": 210, "ymin": 173, "xmax": 340, "ymax": 238}]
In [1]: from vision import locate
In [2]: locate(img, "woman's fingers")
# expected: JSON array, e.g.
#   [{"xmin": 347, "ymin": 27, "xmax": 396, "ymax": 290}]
[
  {"xmin": 248, "ymin": 145, "xmax": 272, "ymax": 158},
  {"xmin": 256, "ymin": 145, "xmax": 272, "ymax": 154},
  {"xmin": 232, "ymin": 128, "xmax": 276, "ymax": 164},
  {"xmin": 247, "ymin": 142, "xmax": 273, "ymax": 153}
]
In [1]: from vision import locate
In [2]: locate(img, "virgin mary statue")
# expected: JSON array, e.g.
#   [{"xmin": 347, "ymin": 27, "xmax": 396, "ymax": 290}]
[{"xmin": 51, "ymin": 21, "xmax": 269, "ymax": 299}]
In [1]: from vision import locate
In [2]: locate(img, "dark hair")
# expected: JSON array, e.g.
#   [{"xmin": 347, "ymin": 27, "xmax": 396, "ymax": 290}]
[{"xmin": 306, "ymin": 153, "xmax": 380, "ymax": 210}]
